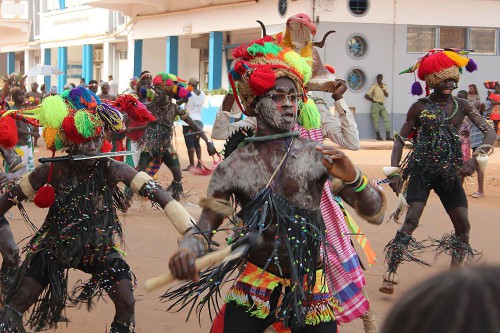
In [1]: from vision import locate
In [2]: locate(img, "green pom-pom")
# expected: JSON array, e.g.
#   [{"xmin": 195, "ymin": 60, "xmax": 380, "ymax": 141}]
[
  {"xmin": 298, "ymin": 99, "xmax": 321, "ymax": 130},
  {"xmin": 39, "ymin": 96, "xmax": 68, "ymax": 128},
  {"xmin": 247, "ymin": 42, "xmax": 282, "ymax": 57},
  {"xmin": 73, "ymin": 111, "xmax": 98, "ymax": 138},
  {"xmin": 54, "ymin": 132, "xmax": 64, "ymax": 150}
]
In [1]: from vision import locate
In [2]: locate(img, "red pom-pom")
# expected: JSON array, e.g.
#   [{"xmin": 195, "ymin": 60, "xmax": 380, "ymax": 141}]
[
  {"xmin": 101, "ymin": 139, "xmax": 113, "ymax": 153},
  {"xmin": 152, "ymin": 75, "xmax": 163, "ymax": 85},
  {"xmin": 249, "ymin": 68, "xmax": 276, "ymax": 96},
  {"xmin": 0, "ymin": 116, "xmax": 19, "ymax": 149},
  {"xmin": 61, "ymin": 116, "xmax": 87, "ymax": 143},
  {"xmin": 234, "ymin": 61, "xmax": 248, "ymax": 75},
  {"xmin": 34, "ymin": 184, "xmax": 56, "ymax": 208},
  {"xmin": 325, "ymin": 64, "xmax": 335, "ymax": 74},
  {"xmin": 166, "ymin": 78, "xmax": 173, "ymax": 86}
]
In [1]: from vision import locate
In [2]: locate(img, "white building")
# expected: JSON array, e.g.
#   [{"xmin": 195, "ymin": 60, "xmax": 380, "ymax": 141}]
[{"xmin": 2, "ymin": 0, "xmax": 499, "ymax": 138}]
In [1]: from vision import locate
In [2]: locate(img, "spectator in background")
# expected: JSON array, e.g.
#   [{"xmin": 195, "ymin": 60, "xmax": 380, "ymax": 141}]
[
  {"xmin": 25, "ymin": 82, "xmax": 42, "ymax": 106},
  {"xmin": 365, "ymin": 74, "xmax": 392, "ymax": 141},
  {"xmin": 79, "ymin": 77, "xmax": 87, "ymax": 88},
  {"xmin": 40, "ymin": 83, "xmax": 46, "ymax": 97},
  {"xmin": 122, "ymin": 77, "xmax": 138, "ymax": 95},
  {"xmin": 98, "ymin": 82, "xmax": 117, "ymax": 101},
  {"xmin": 457, "ymin": 90, "xmax": 472, "ymax": 171},
  {"xmin": 182, "ymin": 77, "xmax": 205, "ymax": 170},
  {"xmin": 25, "ymin": 82, "xmax": 43, "ymax": 147},
  {"xmin": 382, "ymin": 266, "xmax": 500, "ymax": 333},
  {"xmin": 108, "ymin": 75, "xmax": 118, "ymax": 96},
  {"xmin": 468, "ymin": 84, "xmax": 481, "ymax": 103},
  {"xmin": 9, "ymin": 87, "xmax": 39, "ymax": 171},
  {"xmin": 88, "ymin": 79, "xmax": 99, "ymax": 94},
  {"xmin": 469, "ymin": 100, "xmax": 488, "ymax": 198},
  {"xmin": 43, "ymin": 85, "xmax": 58, "ymax": 99},
  {"xmin": 487, "ymin": 82, "xmax": 500, "ymax": 134},
  {"xmin": 63, "ymin": 84, "xmax": 72, "ymax": 91}
]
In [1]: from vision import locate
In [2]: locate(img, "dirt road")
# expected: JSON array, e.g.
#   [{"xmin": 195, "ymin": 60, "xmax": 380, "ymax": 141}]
[{"xmin": 6, "ymin": 130, "xmax": 500, "ymax": 332}]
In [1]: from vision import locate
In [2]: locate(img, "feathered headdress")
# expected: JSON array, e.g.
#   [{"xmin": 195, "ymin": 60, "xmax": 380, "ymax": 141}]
[
  {"xmin": 400, "ymin": 48, "xmax": 478, "ymax": 96},
  {"xmin": 228, "ymin": 36, "xmax": 320, "ymax": 129}
]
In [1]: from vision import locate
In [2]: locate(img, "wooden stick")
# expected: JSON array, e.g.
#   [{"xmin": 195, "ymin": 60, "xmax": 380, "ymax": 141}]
[{"xmin": 144, "ymin": 246, "xmax": 233, "ymax": 292}]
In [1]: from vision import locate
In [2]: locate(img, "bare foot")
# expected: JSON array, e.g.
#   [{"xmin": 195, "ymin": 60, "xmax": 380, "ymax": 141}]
[{"xmin": 379, "ymin": 280, "xmax": 394, "ymax": 294}]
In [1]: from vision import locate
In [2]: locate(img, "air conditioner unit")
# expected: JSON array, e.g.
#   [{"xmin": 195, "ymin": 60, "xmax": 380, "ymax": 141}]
[{"xmin": 94, "ymin": 49, "xmax": 103, "ymax": 63}]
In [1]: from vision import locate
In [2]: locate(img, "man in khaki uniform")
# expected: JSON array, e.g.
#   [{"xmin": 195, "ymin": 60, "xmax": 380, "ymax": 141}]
[{"xmin": 365, "ymin": 74, "xmax": 392, "ymax": 141}]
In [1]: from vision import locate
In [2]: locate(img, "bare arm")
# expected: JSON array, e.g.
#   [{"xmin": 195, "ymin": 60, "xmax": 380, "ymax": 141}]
[
  {"xmin": 319, "ymin": 100, "xmax": 360, "ymax": 150},
  {"xmin": 211, "ymin": 93, "xmax": 257, "ymax": 140},
  {"xmin": 168, "ymin": 166, "xmax": 231, "ymax": 280},
  {"xmin": 460, "ymin": 100, "xmax": 496, "ymax": 176},
  {"xmin": 389, "ymin": 101, "xmax": 422, "ymax": 194}
]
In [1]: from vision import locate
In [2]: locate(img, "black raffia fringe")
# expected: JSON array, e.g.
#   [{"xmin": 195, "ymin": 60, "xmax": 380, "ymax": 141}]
[
  {"xmin": 384, "ymin": 234, "xmax": 430, "ymax": 271},
  {"xmin": 5, "ymin": 251, "xmax": 68, "ymax": 332},
  {"xmin": 160, "ymin": 188, "xmax": 328, "ymax": 331},
  {"xmin": 221, "ymin": 127, "xmax": 254, "ymax": 159},
  {"xmin": 428, "ymin": 232, "xmax": 482, "ymax": 264}
]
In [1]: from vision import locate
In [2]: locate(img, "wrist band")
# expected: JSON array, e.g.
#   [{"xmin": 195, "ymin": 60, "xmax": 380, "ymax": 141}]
[
  {"xmin": 354, "ymin": 175, "xmax": 369, "ymax": 192},
  {"xmin": 344, "ymin": 168, "xmax": 361, "ymax": 186}
]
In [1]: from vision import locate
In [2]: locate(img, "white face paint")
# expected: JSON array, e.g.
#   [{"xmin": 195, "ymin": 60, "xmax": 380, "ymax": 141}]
[
  {"xmin": 256, "ymin": 77, "xmax": 299, "ymax": 133},
  {"xmin": 71, "ymin": 131, "xmax": 104, "ymax": 156}
]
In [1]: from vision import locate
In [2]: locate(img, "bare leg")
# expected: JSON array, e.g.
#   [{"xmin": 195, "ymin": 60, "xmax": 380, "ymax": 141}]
[
  {"xmin": 0, "ymin": 277, "xmax": 45, "ymax": 332},
  {"xmin": 380, "ymin": 202, "xmax": 425, "ymax": 294},
  {"xmin": 0, "ymin": 223, "xmax": 20, "ymax": 301},
  {"xmin": 477, "ymin": 169, "xmax": 485, "ymax": 194},
  {"xmin": 108, "ymin": 279, "xmax": 135, "ymax": 333},
  {"xmin": 7, "ymin": 276, "xmax": 46, "ymax": 313},
  {"xmin": 184, "ymin": 147, "xmax": 195, "ymax": 170},
  {"xmin": 195, "ymin": 146, "xmax": 202, "ymax": 167},
  {"xmin": 447, "ymin": 207, "xmax": 471, "ymax": 268}
]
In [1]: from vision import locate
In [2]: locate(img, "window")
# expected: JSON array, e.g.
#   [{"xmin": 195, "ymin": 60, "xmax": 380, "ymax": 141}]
[
  {"xmin": 347, "ymin": 35, "xmax": 368, "ymax": 58},
  {"xmin": 469, "ymin": 28, "xmax": 496, "ymax": 54},
  {"xmin": 345, "ymin": 67, "xmax": 367, "ymax": 91},
  {"xmin": 407, "ymin": 26, "xmax": 436, "ymax": 53},
  {"xmin": 348, "ymin": 0, "xmax": 369, "ymax": 16},
  {"xmin": 439, "ymin": 27, "xmax": 466, "ymax": 49}
]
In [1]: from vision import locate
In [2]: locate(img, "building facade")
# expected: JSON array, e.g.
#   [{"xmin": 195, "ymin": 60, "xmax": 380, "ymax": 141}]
[{"xmin": 2, "ymin": 0, "xmax": 500, "ymax": 138}]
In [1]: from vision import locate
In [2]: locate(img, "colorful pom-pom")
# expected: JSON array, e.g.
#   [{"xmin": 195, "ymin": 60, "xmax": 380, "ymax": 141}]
[
  {"xmin": 101, "ymin": 139, "xmax": 113, "ymax": 153},
  {"xmin": 249, "ymin": 68, "xmax": 276, "ymax": 96},
  {"xmin": 411, "ymin": 81, "xmax": 423, "ymax": 96},
  {"xmin": 298, "ymin": 98, "xmax": 321, "ymax": 130},
  {"xmin": 62, "ymin": 116, "xmax": 87, "ymax": 143},
  {"xmin": 34, "ymin": 184, "xmax": 56, "ymax": 208},
  {"xmin": 0, "ymin": 116, "xmax": 18, "ymax": 149},
  {"xmin": 465, "ymin": 58, "xmax": 478, "ymax": 73}
]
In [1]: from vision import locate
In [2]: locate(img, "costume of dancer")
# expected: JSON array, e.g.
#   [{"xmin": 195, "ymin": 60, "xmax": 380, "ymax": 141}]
[
  {"xmin": 381, "ymin": 49, "xmax": 494, "ymax": 293},
  {"xmin": 0, "ymin": 87, "xmax": 189, "ymax": 333}
]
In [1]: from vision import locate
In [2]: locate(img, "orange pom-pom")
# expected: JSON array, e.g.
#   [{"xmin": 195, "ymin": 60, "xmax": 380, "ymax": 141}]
[
  {"xmin": 249, "ymin": 68, "xmax": 276, "ymax": 96},
  {"xmin": 0, "ymin": 116, "xmax": 18, "ymax": 149},
  {"xmin": 101, "ymin": 139, "xmax": 112, "ymax": 153},
  {"xmin": 34, "ymin": 184, "xmax": 56, "ymax": 208}
]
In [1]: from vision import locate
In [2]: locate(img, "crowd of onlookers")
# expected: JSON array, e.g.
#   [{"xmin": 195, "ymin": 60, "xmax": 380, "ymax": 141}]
[{"xmin": 458, "ymin": 82, "xmax": 499, "ymax": 199}]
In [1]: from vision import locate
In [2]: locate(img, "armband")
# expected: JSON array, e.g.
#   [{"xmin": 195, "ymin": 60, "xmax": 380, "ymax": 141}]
[
  {"xmin": 130, "ymin": 172, "xmax": 153, "ymax": 195},
  {"xmin": 18, "ymin": 172, "xmax": 35, "ymax": 198},
  {"xmin": 9, "ymin": 162, "xmax": 25, "ymax": 173},
  {"xmin": 163, "ymin": 200, "xmax": 195, "ymax": 234}
]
